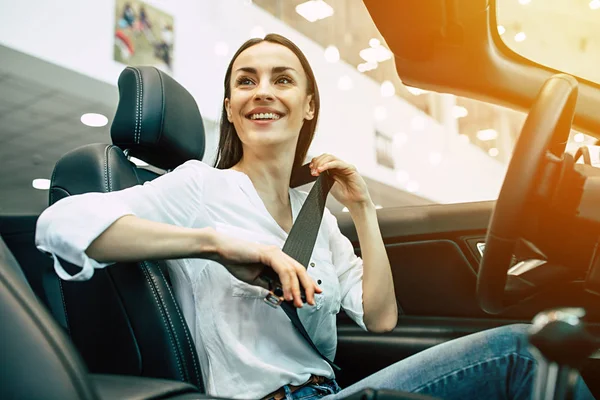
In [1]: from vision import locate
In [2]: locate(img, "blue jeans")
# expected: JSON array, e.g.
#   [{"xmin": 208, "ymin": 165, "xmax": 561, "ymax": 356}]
[{"xmin": 282, "ymin": 324, "xmax": 595, "ymax": 400}]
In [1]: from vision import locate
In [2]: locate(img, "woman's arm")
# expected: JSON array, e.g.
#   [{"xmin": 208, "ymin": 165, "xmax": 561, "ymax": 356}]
[
  {"xmin": 86, "ymin": 214, "xmax": 320, "ymax": 307},
  {"xmin": 347, "ymin": 202, "xmax": 398, "ymax": 333},
  {"xmin": 85, "ymin": 214, "xmax": 218, "ymax": 262},
  {"xmin": 309, "ymin": 153, "xmax": 398, "ymax": 332}
]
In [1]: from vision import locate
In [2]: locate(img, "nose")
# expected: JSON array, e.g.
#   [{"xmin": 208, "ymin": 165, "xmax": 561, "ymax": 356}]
[{"xmin": 253, "ymin": 80, "xmax": 275, "ymax": 102}]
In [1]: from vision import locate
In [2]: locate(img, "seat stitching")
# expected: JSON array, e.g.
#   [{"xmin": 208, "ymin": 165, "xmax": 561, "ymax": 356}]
[
  {"xmin": 133, "ymin": 67, "xmax": 144, "ymax": 144},
  {"xmin": 156, "ymin": 266, "xmax": 202, "ymax": 386},
  {"xmin": 106, "ymin": 146, "xmax": 113, "ymax": 191},
  {"xmin": 145, "ymin": 262, "xmax": 190, "ymax": 383},
  {"xmin": 129, "ymin": 67, "xmax": 141, "ymax": 144},
  {"xmin": 103, "ymin": 146, "xmax": 110, "ymax": 192},
  {"xmin": 50, "ymin": 159, "xmax": 58, "ymax": 205},
  {"xmin": 58, "ymin": 279, "xmax": 71, "ymax": 336},
  {"xmin": 140, "ymin": 261, "xmax": 185, "ymax": 381}
]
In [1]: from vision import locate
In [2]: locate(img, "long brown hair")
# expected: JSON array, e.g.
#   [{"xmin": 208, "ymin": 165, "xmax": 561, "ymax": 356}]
[{"xmin": 213, "ymin": 33, "xmax": 320, "ymax": 184}]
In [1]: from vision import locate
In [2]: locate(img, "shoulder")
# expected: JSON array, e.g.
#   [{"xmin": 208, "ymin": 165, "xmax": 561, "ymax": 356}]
[
  {"xmin": 169, "ymin": 160, "xmax": 238, "ymax": 183},
  {"xmin": 149, "ymin": 160, "xmax": 239, "ymax": 194}
]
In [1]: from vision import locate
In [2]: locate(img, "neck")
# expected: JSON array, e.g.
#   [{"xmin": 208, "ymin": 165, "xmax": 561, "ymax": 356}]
[{"xmin": 231, "ymin": 149, "xmax": 295, "ymax": 206}]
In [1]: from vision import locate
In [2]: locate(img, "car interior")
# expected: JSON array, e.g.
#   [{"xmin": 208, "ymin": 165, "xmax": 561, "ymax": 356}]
[{"xmin": 3, "ymin": 0, "xmax": 600, "ymax": 399}]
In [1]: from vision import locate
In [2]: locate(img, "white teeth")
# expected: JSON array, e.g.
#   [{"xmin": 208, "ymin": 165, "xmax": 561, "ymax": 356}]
[{"xmin": 249, "ymin": 112, "xmax": 280, "ymax": 120}]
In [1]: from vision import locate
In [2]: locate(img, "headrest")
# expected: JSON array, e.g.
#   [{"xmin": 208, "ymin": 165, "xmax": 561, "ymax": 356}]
[{"xmin": 111, "ymin": 66, "xmax": 205, "ymax": 170}]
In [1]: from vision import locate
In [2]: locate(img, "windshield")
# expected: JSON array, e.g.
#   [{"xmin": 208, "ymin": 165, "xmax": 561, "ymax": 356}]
[{"xmin": 496, "ymin": 0, "xmax": 600, "ymax": 84}]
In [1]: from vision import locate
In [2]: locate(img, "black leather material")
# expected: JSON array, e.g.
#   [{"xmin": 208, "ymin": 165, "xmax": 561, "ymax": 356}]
[
  {"xmin": 91, "ymin": 374, "xmax": 199, "ymax": 400},
  {"xmin": 111, "ymin": 66, "xmax": 205, "ymax": 171},
  {"xmin": 47, "ymin": 142, "xmax": 204, "ymax": 390},
  {"xmin": 50, "ymin": 143, "xmax": 140, "ymax": 205},
  {"xmin": 0, "ymin": 236, "xmax": 100, "ymax": 400}
]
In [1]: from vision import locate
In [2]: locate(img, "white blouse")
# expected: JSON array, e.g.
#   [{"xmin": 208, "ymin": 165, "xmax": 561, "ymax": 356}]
[{"xmin": 35, "ymin": 160, "xmax": 367, "ymax": 399}]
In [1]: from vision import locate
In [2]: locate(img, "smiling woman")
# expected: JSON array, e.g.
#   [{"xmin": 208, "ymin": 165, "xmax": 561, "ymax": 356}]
[{"xmin": 216, "ymin": 33, "xmax": 319, "ymax": 187}]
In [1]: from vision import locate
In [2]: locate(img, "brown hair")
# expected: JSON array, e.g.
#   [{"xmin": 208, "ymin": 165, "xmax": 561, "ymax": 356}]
[{"xmin": 213, "ymin": 33, "xmax": 320, "ymax": 184}]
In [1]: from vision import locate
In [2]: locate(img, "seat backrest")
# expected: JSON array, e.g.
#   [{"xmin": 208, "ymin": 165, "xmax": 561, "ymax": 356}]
[
  {"xmin": 0, "ymin": 236, "xmax": 99, "ymax": 400},
  {"xmin": 44, "ymin": 66, "xmax": 206, "ymax": 390}
]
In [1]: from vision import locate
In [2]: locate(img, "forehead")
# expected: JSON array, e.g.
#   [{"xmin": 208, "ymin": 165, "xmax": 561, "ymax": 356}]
[{"xmin": 232, "ymin": 41, "xmax": 305, "ymax": 75}]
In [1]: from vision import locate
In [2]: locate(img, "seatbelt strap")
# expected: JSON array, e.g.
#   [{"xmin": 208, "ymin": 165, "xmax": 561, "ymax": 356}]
[{"xmin": 258, "ymin": 164, "xmax": 341, "ymax": 372}]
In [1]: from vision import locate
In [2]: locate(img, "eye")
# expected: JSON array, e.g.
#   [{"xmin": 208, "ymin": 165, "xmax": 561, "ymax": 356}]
[
  {"xmin": 236, "ymin": 77, "xmax": 255, "ymax": 86},
  {"xmin": 276, "ymin": 76, "xmax": 294, "ymax": 85}
]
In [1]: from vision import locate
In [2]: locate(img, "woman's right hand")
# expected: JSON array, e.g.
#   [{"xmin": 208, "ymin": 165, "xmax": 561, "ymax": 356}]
[{"xmin": 212, "ymin": 230, "xmax": 322, "ymax": 308}]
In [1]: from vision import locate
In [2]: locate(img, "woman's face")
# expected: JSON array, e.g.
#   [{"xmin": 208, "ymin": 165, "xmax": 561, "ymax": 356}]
[{"xmin": 225, "ymin": 41, "xmax": 315, "ymax": 153}]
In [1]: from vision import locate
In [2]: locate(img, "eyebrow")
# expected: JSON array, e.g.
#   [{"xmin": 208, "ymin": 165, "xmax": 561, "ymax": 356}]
[{"xmin": 235, "ymin": 66, "xmax": 297, "ymax": 74}]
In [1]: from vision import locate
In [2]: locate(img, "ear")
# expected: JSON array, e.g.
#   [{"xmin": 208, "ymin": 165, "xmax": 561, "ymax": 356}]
[
  {"xmin": 224, "ymin": 98, "xmax": 232, "ymax": 122},
  {"xmin": 304, "ymin": 95, "xmax": 315, "ymax": 121}
]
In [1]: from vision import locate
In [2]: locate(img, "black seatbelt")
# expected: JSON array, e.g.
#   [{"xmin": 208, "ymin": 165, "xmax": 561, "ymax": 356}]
[{"xmin": 258, "ymin": 164, "xmax": 341, "ymax": 372}]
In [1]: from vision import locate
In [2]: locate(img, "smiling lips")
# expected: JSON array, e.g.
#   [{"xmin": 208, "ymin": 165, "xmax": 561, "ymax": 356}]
[{"xmin": 245, "ymin": 108, "xmax": 284, "ymax": 123}]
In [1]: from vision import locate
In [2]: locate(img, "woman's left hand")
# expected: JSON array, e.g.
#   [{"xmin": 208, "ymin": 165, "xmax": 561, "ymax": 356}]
[{"xmin": 309, "ymin": 154, "xmax": 372, "ymax": 211}]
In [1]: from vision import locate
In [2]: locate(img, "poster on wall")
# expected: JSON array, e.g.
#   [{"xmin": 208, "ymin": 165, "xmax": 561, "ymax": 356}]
[{"xmin": 113, "ymin": 0, "xmax": 174, "ymax": 72}]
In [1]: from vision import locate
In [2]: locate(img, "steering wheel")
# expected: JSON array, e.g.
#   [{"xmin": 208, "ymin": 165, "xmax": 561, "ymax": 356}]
[{"xmin": 477, "ymin": 74, "xmax": 579, "ymax": 314}]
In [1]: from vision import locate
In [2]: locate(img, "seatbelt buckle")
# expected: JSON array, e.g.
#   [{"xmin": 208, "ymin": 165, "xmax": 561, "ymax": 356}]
[{"xmin": 264, "ymin": 291, "xmax": 283, "ymax": 308}]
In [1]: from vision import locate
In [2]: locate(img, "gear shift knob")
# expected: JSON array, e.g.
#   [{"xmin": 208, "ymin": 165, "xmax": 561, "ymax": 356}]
[
  {"xmin": 530, "ymin": 308, "xmax": 597, "ymax": 367},
  {"xmin": 529, "ymin": 308, "xmax": 598, "ymax": 400}
]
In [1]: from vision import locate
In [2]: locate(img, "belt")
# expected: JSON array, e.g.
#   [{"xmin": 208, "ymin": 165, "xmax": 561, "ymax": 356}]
[{"xmin": 262, "ymin": 375, "xmax": 329, "ymax": 400}]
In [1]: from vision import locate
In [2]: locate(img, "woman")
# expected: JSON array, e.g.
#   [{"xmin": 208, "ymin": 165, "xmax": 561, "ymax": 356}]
[{"xmin": 35, "ymin": 34, "xmax": 594, "ymax": 400}]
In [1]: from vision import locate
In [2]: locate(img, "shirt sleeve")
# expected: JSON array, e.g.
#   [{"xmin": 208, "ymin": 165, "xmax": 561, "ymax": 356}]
[
  {"xmin": 324, "ymin": 209, "xmax": 367, "ymax": 331},
  {"xmin": 35, "ymin": 160, "xmax": 207, "ymax": 281}
]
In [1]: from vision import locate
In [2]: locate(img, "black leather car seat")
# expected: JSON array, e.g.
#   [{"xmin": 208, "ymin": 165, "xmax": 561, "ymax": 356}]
[
  {"xmin": 43, "ymin": 66, "xmax": 206, "ymax": 390},
  {"xmin": 1, "ymin": 234, "xmax": 203, "ymax": 400}
]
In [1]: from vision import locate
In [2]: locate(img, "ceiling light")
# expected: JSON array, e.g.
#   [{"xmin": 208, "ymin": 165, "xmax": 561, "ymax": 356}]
[
  {"xmin": 214, "ymin": 41, "xmax": 229, "ymax": 57},
  {"xmin": 369, "ymin": 38, "xmax": 381, "ymax": 48},
  {"xmin": 518, "ymin": 0, "xmax": 531, "ymax": 4},
  {"xmin": 375, "ymin": 204, "xmax": 383, "ymax": 209},
  {"xmin": 498, "ymin": 25, "xmax": 506, "ymax": 35},
  {"xmin": 359, "ymin": 44, "xmax": 392, "ymax": 63},
  {"xmin": 324, "ymin": 45, "xmax": 340, "ymax": 63},
  {"xmin": 81, "ymin": 113, "xmax": 108, "ymax": 127},
  {"xmin": 396, "ymin": 170, "xmax": 410, "ymax": 183},
  {"xmin": 357, "ymin": 61, "xmax": 378, "ymax": 72},
  {"xmin": 406, "ymin": 86, "xmax": 428, "ymax": 96},
  {"xmin": 250, "ymin": 26, "xmax": 265, "ymax": 39},
  {"xmin": 591, "ymin": 0, "xmax": 600, "ymax": 10},
  {"xmin": 453, "ymin": 106, "xmax": 468, "ymax": 118},
  {"xmin": 32, "ymin": 178, "xmax": 50, "ymax": 190},
  {"xmin": 295, "ymin": 0, "xmax": 334, "ymax": 22},
  {"xmin": 514, "ymin": 32, "xmax": 526, "ymax": 42},
  {"xmin": 374, "ymin": 106, "xmax": 387, "ymax": 122},
  {"xmin": 129, "ymin": 156, "xmax": 149, "ymax": 167},
  {"xmin": 574, "ymin": 133, "xmax": 585, "ymax": 143},
  {"xmin": 476, "ymin": 128, "xmax": 498, "ymax": 141},
  {"xmin": 429, "ymin": 152, "xmax": 442, "ymax": 166},
  {"xmin": 337, "ymin": 75, "xmax": 353, "ymax": 91},
  {"xmin": 488, "ymin": 148, "xmax": 499, "ymax": 157},
  {"xmin": 406, "ymin": 181, "xmax": 420, "ymax": 193},
  {"xmin": 411, "ymin": 115, "xmax": 426, "ymax": 131},
  {"xmin": 380, "ymin": 80, "xmax": 395, "ymax": 97}
]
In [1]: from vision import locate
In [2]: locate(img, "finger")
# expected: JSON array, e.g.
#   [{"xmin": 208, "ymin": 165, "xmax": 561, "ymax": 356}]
[
  {"xmin": 318, "ymin": 160, "xmax": 353, "ymax": 174},
  {"xmin": 287, "ymin": 269, "xmax": 303, "ymax": 308},
  {"xmin": 310, "ymin": 153, "xmax": 335, "ymax": 169},
  {"xmin": 295, "ymin": 266, "xmax": 316, "ymax": 306},
  {"xmin": 278, "ymin": 269, "xmax": 294, "ymax": 302}
]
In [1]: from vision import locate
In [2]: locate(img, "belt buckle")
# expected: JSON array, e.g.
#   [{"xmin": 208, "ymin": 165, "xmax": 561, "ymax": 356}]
[{"xmin": 264, "ymin": 291, "xmax": 283, "ymax": 308}]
